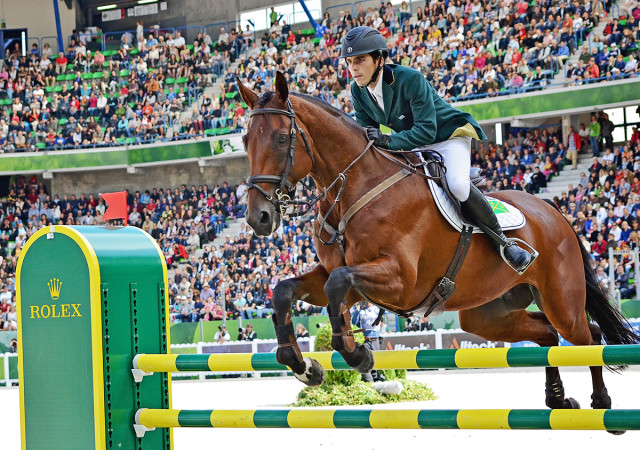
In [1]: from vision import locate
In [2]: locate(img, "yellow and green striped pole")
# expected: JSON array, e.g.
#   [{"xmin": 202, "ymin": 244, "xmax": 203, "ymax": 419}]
[
  {"xmin": 133, "ymin": 344, "xmax": 640, "ymax": 377},
  {"xmin": 135, "ymin": 408, "xmax": 640, "ymax": 433}
]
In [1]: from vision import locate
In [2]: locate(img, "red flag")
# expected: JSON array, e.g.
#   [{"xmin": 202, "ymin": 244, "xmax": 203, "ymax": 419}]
[{"xmin": 100, "ymin": 191, "xmax": 128, "ymax": 226}]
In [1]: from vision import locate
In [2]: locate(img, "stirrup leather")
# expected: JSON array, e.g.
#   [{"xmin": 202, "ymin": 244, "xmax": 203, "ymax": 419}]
[{"xmin": 500, "ymin": 238, "xmax": 539, "ymax": 275}]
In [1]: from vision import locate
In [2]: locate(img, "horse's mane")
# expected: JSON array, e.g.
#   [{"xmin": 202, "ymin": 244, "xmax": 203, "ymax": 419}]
[{"xmin": 256, "ymin": 91, "xmax": 363, "ymax": 134}]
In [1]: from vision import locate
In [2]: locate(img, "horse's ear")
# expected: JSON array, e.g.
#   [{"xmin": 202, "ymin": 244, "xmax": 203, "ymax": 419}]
[
  {"xmin": 274, "ymin": 71, "xmax": 289, "ymax": 105},
  {"xmin": 236, "ymin": 77, "xmax": 258, "ymax": 110}
]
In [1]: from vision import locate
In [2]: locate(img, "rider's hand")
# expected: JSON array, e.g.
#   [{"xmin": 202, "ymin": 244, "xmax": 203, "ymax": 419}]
[{"xmin": 366, "ymin": 127, "xmax": 391, "ymax": 148}]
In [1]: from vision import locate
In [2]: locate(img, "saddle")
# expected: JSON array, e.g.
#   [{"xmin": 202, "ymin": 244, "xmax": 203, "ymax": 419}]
[{"xmin": 425, "ymin": 155, "xmax": 526, "ymax": 235}]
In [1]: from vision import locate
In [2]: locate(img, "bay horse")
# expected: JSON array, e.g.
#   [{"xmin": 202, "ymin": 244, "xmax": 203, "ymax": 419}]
[{"xmin": 237, "ymin": 72, "xmax": 637, "ymax": 417}]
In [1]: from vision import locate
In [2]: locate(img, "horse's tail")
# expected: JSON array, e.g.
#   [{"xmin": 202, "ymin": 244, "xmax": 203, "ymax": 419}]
[
  {"xmin": 542, "ymin": 199, "xmax": 638, "ymax": 347},
  {"xmin": 578, "ymin": 233, "xmax": 639, "ymax": 346}
]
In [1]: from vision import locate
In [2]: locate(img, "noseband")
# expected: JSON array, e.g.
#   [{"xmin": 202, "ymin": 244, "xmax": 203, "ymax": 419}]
[{"xmin": 246, "ymin": 99, "xmax": 314, "ymax": 217}]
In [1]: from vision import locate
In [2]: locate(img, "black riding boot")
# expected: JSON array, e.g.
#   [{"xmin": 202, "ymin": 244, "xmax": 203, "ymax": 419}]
[{"xmin": 461, "ymin": 185, "xmax": 535, "ymax": 275}]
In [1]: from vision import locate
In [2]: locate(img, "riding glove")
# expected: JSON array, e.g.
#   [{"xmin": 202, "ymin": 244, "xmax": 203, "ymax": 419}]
[{"xmin": 366, "ymin": 127, "xmax": 391, "ymax": 148}]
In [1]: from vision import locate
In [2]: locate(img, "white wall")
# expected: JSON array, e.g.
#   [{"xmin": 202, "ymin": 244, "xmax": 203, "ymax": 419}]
[{"xmin": 2, "ymin": 0, "xmax": 76, "ymax": 49}]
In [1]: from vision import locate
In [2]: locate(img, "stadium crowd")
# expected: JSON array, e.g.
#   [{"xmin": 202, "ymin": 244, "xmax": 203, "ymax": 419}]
[
  {"xmin": 0, "ymin": 25, "xmax": 247, "ymax": 153},
  {"xmin": 0, "ymin": 0, "xmax": 638, "ymax": 153}
]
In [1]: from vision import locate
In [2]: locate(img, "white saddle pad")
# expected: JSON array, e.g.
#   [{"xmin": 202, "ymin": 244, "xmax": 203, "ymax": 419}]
[{"xmin": 427, "ymin": 178, "xmax": 526, "ymax": 233}]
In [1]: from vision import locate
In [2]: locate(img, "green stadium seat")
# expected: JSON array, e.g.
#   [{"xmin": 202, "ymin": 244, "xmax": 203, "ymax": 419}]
[
  {"xmin": 302, "ymin": 28, "xmax": 315, "ymax": 35},
  {"xmin": 225, "ymin": 92, "xmax": 236, "ymax": 99},
  {"xmin": 187, "ymin": 44, "xmax": 194, "ymax": 51},
  {"xmin": 119, "ymin": 69, "xmax": 130, "ymax": 77},
  {"xmin": 165, "ymin": 77, "xmax": 175, "ymax": 85},
  {"xmin": 64, "ymin": 73, "xmax": 76, "ymax": 81},
  {"xmin": 54, "ymin": 85, "xmax": 63, "ymax": 93},
  {"xmin": 92, "ymin": 72, "xmax": 104, "ymax": 79},
  {"xmin": 58, "ymin": 118, "xmax": 68, "ymax": 126},
  {"xmin": 35, "ymin": 142, "xmax": 47, "ymax": 149},
  {"xmin": 128, "ymin": 102, "xmax": 136, "ymax": 108},
  {"xmin": 312, "ymin": 38, "xmax": 321, "ymax": 45},
  {"xmin": 56, "ymin": 74, "xmax": 66, "ymax": 82},
  {"xmin": 102, "ymin": 50, "xmax": 113, "ymax": 57},
  {"xmin": 204, "ymin": 128, "xmax": 215, "ymax": 136},
  {"xmin": 45, "ymin": 86, "xmax": 54, "ymax": 93},
  {"xmin": 129, "ymin": 48, "xmax": 139, "ymax": 56},
  {"xmin": 125, "ymin": 137, "xmax": 136, "ymax": 145},
  {"xmin": 176, "ymin": 77, "xmax": 188, "ymax": 85},
  {"xmin": 116, "ymin": 137, "xmax": 126, "ymax": 144},
  {"xmin": 82, "ymin": 72, "xmax": 92, "ymax": 80},
  {"xmin": 66, "ymin": 63, "xmax": 74, "ymax": 71}
]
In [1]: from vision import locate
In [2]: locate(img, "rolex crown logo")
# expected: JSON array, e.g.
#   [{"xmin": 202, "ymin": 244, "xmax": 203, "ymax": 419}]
[{"xmin": 48, "ymin": 278, "xmax": 62, "ymax": 300}]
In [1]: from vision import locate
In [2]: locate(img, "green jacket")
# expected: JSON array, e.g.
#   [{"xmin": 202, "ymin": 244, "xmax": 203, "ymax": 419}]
[
  {"xmin": 589, "ymin": 121, "xmax": 601, "ymax": 138},
  {"xmin": 351, "ymin": 64, "xmax": 487, "ymax": 150}
]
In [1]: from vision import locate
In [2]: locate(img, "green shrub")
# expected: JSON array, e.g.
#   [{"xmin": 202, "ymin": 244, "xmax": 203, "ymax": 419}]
[
  {"xmin": 292, "ymin": 322, "xmax": 437, "ymax": 406},
  {"xmin": 293, "ymin": 379, "xmax": 437, "ymax": 407}
]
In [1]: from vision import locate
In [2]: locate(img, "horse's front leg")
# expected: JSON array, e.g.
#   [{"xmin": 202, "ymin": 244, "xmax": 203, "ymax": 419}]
[
  {"xmin": 272, "ymin": 264, "xmax": 330, "ymax": 387},
  {"xmin": 325, "ymin": 257, "xmax": 403, "ymax": 374}
]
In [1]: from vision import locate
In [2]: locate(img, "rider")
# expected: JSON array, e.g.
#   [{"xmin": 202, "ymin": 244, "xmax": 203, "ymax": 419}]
[{"xmin": 341, "ymin": 26, "xmax": 535, "ymax": 274}]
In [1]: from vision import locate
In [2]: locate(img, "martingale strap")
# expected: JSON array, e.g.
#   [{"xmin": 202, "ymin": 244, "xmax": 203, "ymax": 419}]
[{"xmin": 317, "ymin": 168, "xmax": 411, "ymax": 246}]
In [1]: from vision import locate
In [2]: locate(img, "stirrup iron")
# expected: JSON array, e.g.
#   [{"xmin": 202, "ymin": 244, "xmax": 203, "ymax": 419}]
[{"xmin": 500, "ymin": 238, "xmax": 539, "ymax": 275}]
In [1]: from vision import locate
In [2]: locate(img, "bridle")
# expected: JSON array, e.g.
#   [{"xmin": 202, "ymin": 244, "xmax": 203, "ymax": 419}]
[{"xmin": 245, "ymin": 98, "xmax": 315, "ymax": 217}]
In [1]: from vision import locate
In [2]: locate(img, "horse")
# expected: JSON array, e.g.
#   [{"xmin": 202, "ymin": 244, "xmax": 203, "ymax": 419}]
[{"xmin": 237, "ymin": 72, "xmax": 637, "ymax": 420}]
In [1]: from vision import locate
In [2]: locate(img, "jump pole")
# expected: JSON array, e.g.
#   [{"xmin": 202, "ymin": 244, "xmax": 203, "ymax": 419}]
[
  {"xmin": 134, "ymin": 408, "xmax": 640, "ymax": 433},
  {"xmin": 132, "ymin": 344, "xmax": 640, "ymax": 380}
]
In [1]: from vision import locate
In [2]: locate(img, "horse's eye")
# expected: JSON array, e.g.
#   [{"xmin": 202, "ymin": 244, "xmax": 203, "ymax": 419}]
[{"xmin": 278, "ymin": 135, "xmax": 287, "ymax": 144}]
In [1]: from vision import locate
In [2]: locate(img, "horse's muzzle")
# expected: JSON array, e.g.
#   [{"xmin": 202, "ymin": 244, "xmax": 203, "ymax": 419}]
[{"xmin": 247, "ymin": 201, "xmax": 279, "ymax": 236}]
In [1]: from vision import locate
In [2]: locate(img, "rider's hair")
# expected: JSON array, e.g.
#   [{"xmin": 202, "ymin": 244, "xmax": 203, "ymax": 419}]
[{"xmin": 369, "ymin": 50, "xmax": 384, "ymax": 64}]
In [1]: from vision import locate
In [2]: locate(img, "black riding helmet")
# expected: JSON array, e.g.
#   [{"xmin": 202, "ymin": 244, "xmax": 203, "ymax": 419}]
[{"xmin": 340, "ymin": 26, "xmax": 389, "ymax": 59}]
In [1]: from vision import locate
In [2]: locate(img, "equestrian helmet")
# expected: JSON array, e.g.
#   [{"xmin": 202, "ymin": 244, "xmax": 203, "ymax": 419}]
[{"xmin": 340, "ymin": 26, "xmax": 388, "ymax": 59}]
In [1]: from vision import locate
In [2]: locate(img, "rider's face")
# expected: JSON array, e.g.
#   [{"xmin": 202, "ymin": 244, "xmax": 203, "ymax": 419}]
[{"xmin": 345, "ymin": 54, "xmax": 379, "ymax": 87}]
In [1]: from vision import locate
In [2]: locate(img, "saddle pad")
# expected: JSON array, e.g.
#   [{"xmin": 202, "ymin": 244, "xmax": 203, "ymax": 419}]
[{"xmin": 427, "ymin": 178, "xmax": 526, "ymax": 233}]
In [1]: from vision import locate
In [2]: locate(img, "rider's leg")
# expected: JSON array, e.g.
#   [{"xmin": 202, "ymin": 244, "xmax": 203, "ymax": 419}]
[
  {"xmin": 461, "ymin": 184, "xmax": 533, "ymax": 272},
  {"xmin": 434, "ymin": 137, "xmax": 534, "ymax": 274}
]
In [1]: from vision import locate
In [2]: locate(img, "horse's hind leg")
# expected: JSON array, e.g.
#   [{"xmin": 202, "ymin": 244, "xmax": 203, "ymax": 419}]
[
  {"xmin": 324, "ymin": 257, "xmax": 404, "ymax": 373},
  {"xmin": 459, "ymin": 287, "xmax": 579, "ymax": 409},
  {"xmin": 271, "ymin": 264, "xmax": 331, "ymax": 387},
  {"xmin": 586, "ymin": 323, "xmax": 613, "ymax": 409}
]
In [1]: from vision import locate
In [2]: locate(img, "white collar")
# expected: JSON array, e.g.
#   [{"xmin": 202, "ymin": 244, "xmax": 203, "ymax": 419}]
[{"xmin": 366, "ymin": 71, "xmax": 384, "ymax": 109}]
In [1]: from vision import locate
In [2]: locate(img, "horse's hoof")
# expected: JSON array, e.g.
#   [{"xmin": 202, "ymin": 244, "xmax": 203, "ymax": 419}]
[
  {"xmin": 591, "ymin": 388, "xmax": 612, "ymax": 409},
  {"xmin": 607, "ymin": 430, "xmax": 626, "ymax": 436},
  {"xmin": 353, "ymin": 344, "xmax": 375, "ymax": 374},
  {"xmin": 293, "ymin": 357, "xmax": 326, "ymax": 387},
  {"xmin": 339, "ymin": 343, "xmax": 375, "ymax": 374},
  {"xmin": 563, "ymin": 397, "xmax": 581, "ymax": 409}
]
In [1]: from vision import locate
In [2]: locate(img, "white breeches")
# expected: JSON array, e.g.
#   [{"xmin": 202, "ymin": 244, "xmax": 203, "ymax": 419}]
[{"xmin": 422, "ymin": 136, "xmax": 472, "ymax": 202}]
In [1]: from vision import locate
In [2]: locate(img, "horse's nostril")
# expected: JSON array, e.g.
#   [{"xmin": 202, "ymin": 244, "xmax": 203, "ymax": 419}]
[{"xmin": 259, "ymin": 211, "xmax": 270, "ymax": 226}]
